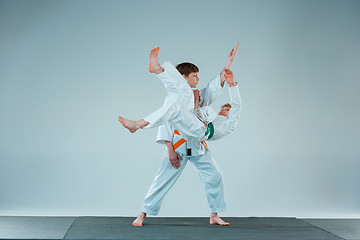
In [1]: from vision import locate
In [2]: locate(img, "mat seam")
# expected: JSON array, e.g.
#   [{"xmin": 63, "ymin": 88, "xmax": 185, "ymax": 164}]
[
  {"xmin": 62, "ymin": 217, "xmax": 77, "ymax": 240},
  {"xmin": 299, "ymin": 219, "xmax": 346, "ymax": 240}
]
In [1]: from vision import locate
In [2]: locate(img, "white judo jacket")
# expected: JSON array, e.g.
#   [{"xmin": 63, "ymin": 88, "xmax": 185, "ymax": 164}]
[{"xmin": 156, "ymin": 73, "xmax": 223, "ymax": 156}]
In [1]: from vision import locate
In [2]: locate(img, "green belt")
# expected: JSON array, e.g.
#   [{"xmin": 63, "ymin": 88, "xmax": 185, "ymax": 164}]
[{"xmin": 205, "ymin": 122, "xmax": 214, "ymax": 140}]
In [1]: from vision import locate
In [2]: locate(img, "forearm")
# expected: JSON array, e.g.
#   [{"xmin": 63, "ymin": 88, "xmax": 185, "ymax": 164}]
[
  {"xmin": 165, "ymin": 141, "xmax": 176, "ymax": 154},
  {"xmin": 228, "ymin": 85, "xmax": 241, "ymax": 129},
  {"xmin": 229, "ymin": 85, "xmax": 241, "ymax": 108}
]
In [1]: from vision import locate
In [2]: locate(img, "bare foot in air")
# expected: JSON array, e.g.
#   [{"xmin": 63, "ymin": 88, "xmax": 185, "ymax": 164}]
[
  {"xmin": 132, "ymin": 212, "xmax": 146, "ymax": 227},
  {"xmin": 210, "ymin": 213, "xmax": 230, "ymax": 226},
  {"xmin": 149, "ymin": 47, "xmax": 164, "ymax": 74},
  {"xmin": 118, "ymin": 116, "xmax": 149, "ymax": 133}
]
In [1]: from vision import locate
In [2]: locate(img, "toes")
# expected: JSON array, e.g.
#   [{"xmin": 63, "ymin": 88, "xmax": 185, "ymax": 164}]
[
  {"xmin": 150, "ymin": 47, "xmax": 159, "ymax": 55},
  {"xmin": 150, "ymin": 48, "xmax": 156, "ymax": 55}
]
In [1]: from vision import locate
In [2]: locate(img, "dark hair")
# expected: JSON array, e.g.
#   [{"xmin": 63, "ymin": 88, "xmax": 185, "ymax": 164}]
[
  {"xmin": 176, "ymin": 62, "xmax": 199, "ymax": 77},
  {"xmin": 221, "ymin": 103, "xmax": 232, "ymax": 108}
]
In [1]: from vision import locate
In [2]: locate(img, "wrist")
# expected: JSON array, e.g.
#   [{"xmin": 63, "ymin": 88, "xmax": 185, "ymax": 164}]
[
  {"xmin": 220, "ymin": 79, "xmax": 225, "ymax": 87},
  {"xmin": 165, "ymin": 141, "xmax": 175, "ymax": 152},
  {"xmin": 228, "ymin": 82, "xmax": 238, "ymax": 87}
]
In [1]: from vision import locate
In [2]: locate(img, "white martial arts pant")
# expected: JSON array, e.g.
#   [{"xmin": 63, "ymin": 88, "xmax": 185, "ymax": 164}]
[
  {"xmin": 143, "ymin": 103, "xmax": 208, "ymax": 142},
  {"xmin": 156, "ymin": 61, "xmax": 195, "ymax": 110},
  {"xmin": 141, "ymin": 149, "xmax": 226, "ymax": 215}
]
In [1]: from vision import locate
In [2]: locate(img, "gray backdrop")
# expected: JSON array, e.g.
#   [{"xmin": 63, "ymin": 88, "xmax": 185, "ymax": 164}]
[{"xmin": 1, "ymin": 0, "xmax": 359, "ymax": 218}]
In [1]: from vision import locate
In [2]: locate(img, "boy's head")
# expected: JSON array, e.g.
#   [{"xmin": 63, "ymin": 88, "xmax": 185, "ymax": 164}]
[
  {"xmin": 218, "ymin": 103, "xmax": 232, "ymax": 117},
  {"xmin": 176, "ymin": 62, "xmax": 199, "ymax": 88}
]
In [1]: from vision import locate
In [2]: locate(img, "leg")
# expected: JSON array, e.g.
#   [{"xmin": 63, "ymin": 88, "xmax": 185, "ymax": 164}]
[
  {"xmin": 190, "ymin": 150, "xmax": 229, "ymax": 225},
  {"xmin": 133, "ymin": 152, "xmax": 188, "ymax": 226},
  {"xmin": 119, "ymin": 103, "xmax": 207, "ymax": 141},
  {"xmin": 157, "ymin": 61, "xmax": 193, "ymax": 102},
  {"xmin": 143, "ymin": 103, "xmax": 207, "ymax": 141},
  {"xmin": 148, "ymin": 48, "xmax": 191, "ymax": 102}
]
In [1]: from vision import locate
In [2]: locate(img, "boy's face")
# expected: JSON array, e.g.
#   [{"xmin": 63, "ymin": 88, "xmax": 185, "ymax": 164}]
[
  {"xmin": 218, "ymin": 106, "xmax": 231, "ymax": 117},
  {"xmin": 183, "ymin": 72, "xmax": 199, "ymax": 88}
]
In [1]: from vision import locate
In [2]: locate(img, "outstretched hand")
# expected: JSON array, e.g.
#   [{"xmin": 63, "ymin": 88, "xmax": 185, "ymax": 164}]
[{"xmin": 225, "ymin": 42, "xmax": 239, "ymax": 69}]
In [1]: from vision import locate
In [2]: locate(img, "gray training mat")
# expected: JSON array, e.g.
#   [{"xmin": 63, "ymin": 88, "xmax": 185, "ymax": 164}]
[{"xmin": 63, "ymin": 217, "xmax": 344, "ymax": 240}]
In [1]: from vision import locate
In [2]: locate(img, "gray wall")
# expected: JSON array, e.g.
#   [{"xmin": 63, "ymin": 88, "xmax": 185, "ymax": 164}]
[{"xmin": 1, "ymin": 0, "xmax": 359, "ymax": 217}]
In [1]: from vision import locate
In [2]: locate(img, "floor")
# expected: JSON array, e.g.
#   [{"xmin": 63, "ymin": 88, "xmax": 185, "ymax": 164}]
[
  {"xmin": 303, "ymin": 219, "xmax": 360, "ymax": 240},
  {"xmin": 0, "ymin": 216, "xmax": 359, "ymax": 240}
]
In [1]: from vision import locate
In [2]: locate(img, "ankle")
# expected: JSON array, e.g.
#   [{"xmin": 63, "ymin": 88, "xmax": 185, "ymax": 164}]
[
  {"xmin": 153, "ymin": 67, "xmax": 164, "ymax": 74},
  {"xmin": 139, "ymin": 119, "xmax": 149, "ymax": 128}
]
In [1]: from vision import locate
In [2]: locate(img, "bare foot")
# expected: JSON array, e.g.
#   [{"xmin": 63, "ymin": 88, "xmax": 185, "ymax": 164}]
[
  {"xmin": 118, "ymin": 116, "xmax": 149, "ymax": 133},
  {"xmin": 149, "ymin": 47, "xmax": 164, "ymax": 74},
  {"xmin": 132, "ymin": 212, "xmax": 146, "ymax": 227},
  {"xmin": 210, "ymin": 213, "xmax": 230, "ymax": 226}
]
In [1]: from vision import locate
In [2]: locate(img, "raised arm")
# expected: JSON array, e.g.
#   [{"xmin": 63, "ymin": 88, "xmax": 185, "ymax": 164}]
[
  {"xmin": 199, "ymin": 74, "xmax": 223, "ymax": 107},
  {"xmin": 199, "ymin": 43, "xmax": 239, "ymax": 107},
  {"xmin": 220, "ymin": 42, "xmax": 239, "ymax": 86}
]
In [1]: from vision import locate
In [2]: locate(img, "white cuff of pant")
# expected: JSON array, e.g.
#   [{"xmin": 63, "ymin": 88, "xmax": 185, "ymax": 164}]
[
  {"xmin": 141, "ymin": 207, "xmax": 160, "ymax": 216},
  {"xmin": 211, "ymin": 206, "xmax": 226, "ymax": 213},
  {"xmin": 157, "ymin": 61, "xmax": 172, "ymax": 78}
]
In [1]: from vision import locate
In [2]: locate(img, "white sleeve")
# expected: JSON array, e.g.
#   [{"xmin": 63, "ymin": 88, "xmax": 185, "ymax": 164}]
[
  {"xmin": 227, "ymin": 85, "xmax": 242, "ymax": 132},
  {"xmin": 156, "ymin": 122, "xmax": 173, "ymax": 144},
  {"xmin": 199, "ymin": 74, "xmax": 223, "ymax": 107},
  {"xmin": 159, "ymin": 61, "xmax": 193, "ymax": 105}
]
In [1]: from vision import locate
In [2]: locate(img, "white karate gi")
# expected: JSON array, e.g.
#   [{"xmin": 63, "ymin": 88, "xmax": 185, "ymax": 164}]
[
  {"xmin": 140, "ymin": 61, "xmax": 228, "ymax": 215},
  {"xmin": 196, "ymin": 85, "xmax": 241, "ymax": 141}
]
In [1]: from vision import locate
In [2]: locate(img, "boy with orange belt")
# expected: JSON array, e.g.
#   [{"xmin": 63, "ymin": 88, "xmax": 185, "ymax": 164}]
[{"xmin": 120, "ymin": 44, "xmax": 239, "ymax": 226}]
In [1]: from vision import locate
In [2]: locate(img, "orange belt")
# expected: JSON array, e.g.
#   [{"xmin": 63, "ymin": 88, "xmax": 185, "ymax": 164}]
[{"xmin": 172, "ymin": 130, "xmax": 207, "ymax": 150}]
